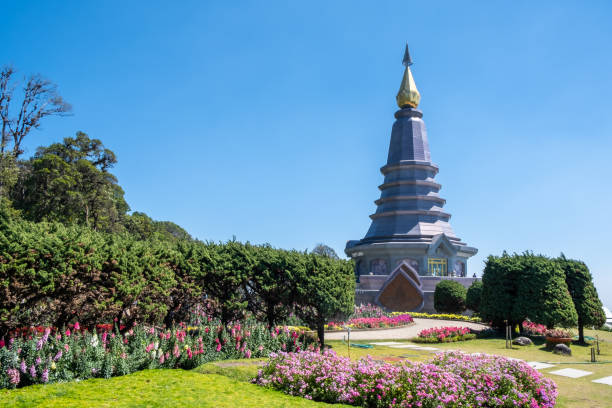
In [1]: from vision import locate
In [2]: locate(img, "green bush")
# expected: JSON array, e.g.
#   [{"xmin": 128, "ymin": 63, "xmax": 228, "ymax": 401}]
[
  {"xmin": 433, "ymin": 280, "xmax": 467, "ymax": 314},
  {"xmin": 557, "ymin": 255, "xmax": 606, "ymax": 343},
  {"xmin": 480, "ymin": 252, "xmax": 578, "ymax": 330},
  {"xmin": 0, "ymin": 208, "xmax": 354, "ymax": 341},
  {"xmin": 466, "ymin": 280, "xmax": 483, "ymax": 313}
]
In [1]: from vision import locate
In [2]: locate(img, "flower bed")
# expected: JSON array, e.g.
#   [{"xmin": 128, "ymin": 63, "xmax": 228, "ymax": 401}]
[
  {"xmin": 522, "ymin": 321, "xmax": 547, "ymax": 336},
  {"xmin": 254, "ymin": 350, "xmax": 557, "ymax": 407},
  {"xmin": 325, "ymin": 314, "xmax": 413, "ymax": 331},
  {"xmin": 414, "ymin": 326, "xmax": 476, "ymax": 343},
  {"xmin": 352, "ymin": 304, "xmax": 385, "ymax": 318},
  {"xmin": 544, "ymin": 328, "xmax": 574, "ymax": 348},
  {"xmin": 0, "ymin": 321, "xmax": 314, "ymax": 389},
  {"xmin": 393, "ymin": 311, "xmax": 483, "ymax": 323}
]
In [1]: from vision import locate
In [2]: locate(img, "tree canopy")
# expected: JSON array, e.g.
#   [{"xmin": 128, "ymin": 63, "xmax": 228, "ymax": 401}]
[{"xmin": 557, "ymin": 255, "xmax": 605, "ymax": 342}]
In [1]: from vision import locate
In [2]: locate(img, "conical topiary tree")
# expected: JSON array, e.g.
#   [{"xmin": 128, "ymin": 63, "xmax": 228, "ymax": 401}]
[
  {"xmin": 557, "ymin": 255, "xmax": 606, "ymax": 343},
  {"xmin": 513, "ymin": 253, "xmax": 577, "ymax": 329}
]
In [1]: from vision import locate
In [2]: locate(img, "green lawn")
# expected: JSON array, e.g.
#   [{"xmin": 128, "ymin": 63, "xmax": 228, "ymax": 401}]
[
  {"xmin": 1, "ymin": 328, "xmax": 610, "ymax": 407},
  {"xmin": 0, "ymin": 368, "xmax": 349, "ymax": 408}
]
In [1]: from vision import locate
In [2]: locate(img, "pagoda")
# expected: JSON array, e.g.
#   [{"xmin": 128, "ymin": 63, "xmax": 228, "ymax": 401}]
[{"xmin": 345, "ymin": 44, "xmax": 478, "ymax": 312}]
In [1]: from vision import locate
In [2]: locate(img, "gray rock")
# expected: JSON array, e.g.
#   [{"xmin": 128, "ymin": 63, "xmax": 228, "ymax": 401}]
[
  {"xmin": 513, "ymin": 336, "xmax": 533, "ymax": 346},
  {"xmin": 553, "ymin": 344, "xmax": 572, "ymax": 356}
]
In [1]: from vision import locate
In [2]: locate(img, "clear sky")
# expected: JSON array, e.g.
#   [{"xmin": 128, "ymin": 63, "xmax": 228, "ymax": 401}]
[{"xmin": 2, "ymin": 1, "xmax": 611, "ymax": 307}]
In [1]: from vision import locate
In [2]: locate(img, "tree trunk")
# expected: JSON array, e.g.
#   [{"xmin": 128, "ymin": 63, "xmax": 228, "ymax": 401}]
[
  {"xmin": 317, "ymin": 322, "xmax": 325, "ymax": 351},
  {"xmin": 267, "ymin": 305, "xmax": 275, "ymax": 332},
  {"xmin": 578, "ymin": 316, "xmax": 584, "ymax": 344}
]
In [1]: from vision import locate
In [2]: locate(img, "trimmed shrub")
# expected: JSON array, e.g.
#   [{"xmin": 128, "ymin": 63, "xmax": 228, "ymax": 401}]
[
  {"xmin": 465, "ymin": 280, "xmax": 483, "ymax": 313},
  {"xmin": 480, "ymin": 252, "xmax": 578, "ymax": 329},
  {"xmin": 433, "ymin": 280, "xmax": 466, "ymax": 314},
  {"xmin": 557, "ymin": 255, "xmax": 606, "ymax": 343}
]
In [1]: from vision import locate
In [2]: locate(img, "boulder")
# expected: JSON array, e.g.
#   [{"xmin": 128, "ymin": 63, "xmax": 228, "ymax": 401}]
[
  {"xmin": 513, "ymin": 336, "xmax": 533, "ymax": 346},
  {"xmin": 553, "ymin": 344, "xmax": 572, "ymax": 356}
]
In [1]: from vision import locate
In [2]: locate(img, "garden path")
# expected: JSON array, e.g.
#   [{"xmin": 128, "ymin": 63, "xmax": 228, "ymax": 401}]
[{"xmin": 324, "ymin": 318, "xmax": 488, "ymax": 340}]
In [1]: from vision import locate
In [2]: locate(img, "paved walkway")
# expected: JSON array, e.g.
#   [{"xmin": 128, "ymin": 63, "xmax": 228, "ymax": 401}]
[{"xmin": 325, "ymin": 318, "xmax": 488, "ymax": 340}]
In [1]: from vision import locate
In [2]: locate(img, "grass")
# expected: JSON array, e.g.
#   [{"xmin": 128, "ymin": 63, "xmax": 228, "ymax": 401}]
[
  {"xmin": 0, "ymin": 368, "xmax": 349, "ymax": 408},
  {"xmin": 1, "ymin": 328, "xmax": 610, "ymax": 407}
]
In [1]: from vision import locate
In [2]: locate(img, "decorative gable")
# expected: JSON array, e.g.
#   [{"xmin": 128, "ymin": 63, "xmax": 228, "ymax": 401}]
[
  {"xmin": 427, "ymin": 234, "xmax": 458, "ymax": 257},
  {"xmin": 376, "ymin": 261, "xmax": 424, "ymax": 312}
]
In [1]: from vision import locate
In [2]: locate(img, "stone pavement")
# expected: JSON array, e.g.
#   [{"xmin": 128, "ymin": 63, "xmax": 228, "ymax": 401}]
[{"xmin": 324, "ymin": 318, "xmax": 488, "ymax": 341}]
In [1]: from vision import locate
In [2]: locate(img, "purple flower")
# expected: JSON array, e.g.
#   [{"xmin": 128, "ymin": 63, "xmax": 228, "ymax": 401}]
[
  {"xmin": 29, "ymin": 365, "xmax": 36, "ymax": 379},
  {"xmin": 20, "ymin": 360, "xmax": 27, "ymax": 373},
  {"xmin": 53, "ymin": 350, "xmax": 63, "ymax": 361},
  {"xmin": 6, "ymin": 368, "xmax": 20, "ymax": 385},
  {"xmin": 41, "ymin": 369, "xmax": 49, "ymax": 383}
]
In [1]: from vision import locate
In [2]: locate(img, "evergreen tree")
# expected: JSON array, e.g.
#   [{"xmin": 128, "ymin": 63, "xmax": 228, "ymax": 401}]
[
  {"xmin": 514, "ymin": 254, "xmax": 577, "ymax": 328},
  {"xmin": 295, "ymin": 254, "xmax": 355, "ymax": 348},
  {"xmin": 466, "ymin": 280, "xmax": 483, "ymax": 313},
  {"xmin": 558, "ymin": 255, "xmax": 606, "ymax": 343}
]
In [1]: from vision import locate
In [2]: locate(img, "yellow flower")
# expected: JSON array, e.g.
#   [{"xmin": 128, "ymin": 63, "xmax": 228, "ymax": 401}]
[{"xmin": 51, "ymin": 362, "xmax": 56, "ymax": 370}]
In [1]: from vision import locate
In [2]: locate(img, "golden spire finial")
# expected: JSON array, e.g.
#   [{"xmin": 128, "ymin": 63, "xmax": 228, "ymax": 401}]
[{"xmin": 396, "ymin": 44, "xmax": 421, "ymax": 108}]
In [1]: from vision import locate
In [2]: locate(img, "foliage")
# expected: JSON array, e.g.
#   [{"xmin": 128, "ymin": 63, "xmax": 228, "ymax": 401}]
[
  {"xmin": 0, "ymin": 320, "xmax": 314, "ymax": 389},
  {"xmin": 415, "ymin": 326, "xmax": 474, "ymax": 343},
  {"xmin": 254, "ymin": 350, "xmax": 557, "ymax": 407},
  {"xmin": 294, "ymin": 254, "xmax": 355, "ymax": 348},
  {"xmin": 325, "ymin": 314, "xmax": 413, "ymax": 331},
  {"xmin": 124, "ymin": 211, "xmax": 192, "ymax": 242},
  {"xmin": 248, "ymin": 246, "xmax": 303, "ymax": 328},
  {"xmin": 11, "ymin": 132, "xmax": 129, "ymax": 232},
  {"xmin": 557, "ymin": 255, "xmax": 606, "ymax": 343},
  {"xmin": 514, "ymin": 254, "xmax": 577, "ymax": 329},
  {"xmin": 0, "ymin": 211, "xmax": 355, "ymax": 342},
  {"xmin": 465, "ymin": 279, "xmax": 482, "ymax": 313},
  {"xmin": 310, "ymin": 244, "xmax": 339, "ymax": 260},
  {"xmin": 481, "ymin": 252, "xmax": 578, "ymax": 329},
  {"xmin": 433, "ymin": 280, "xmax": 466, "ymax": 314},
  {"xmin": 480, "ymin": 253, "xmax": 523, "ymax": 328}
]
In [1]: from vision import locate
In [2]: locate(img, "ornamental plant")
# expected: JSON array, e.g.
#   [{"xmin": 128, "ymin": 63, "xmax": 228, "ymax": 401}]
[
  {"xmin": 254, "ymin": 350, "xmax": 557, "ymax": 407},
  {"xmin": 0, "ymin": 320, "xmax": 314, "ymax": 389},
  {"xmin": 544, "ymin": 328, "xmax": 574, "ymax": 339},
  {"xmin": 325, "ymin": 314, "xmax": 413, "ymax": 331},
  {"xmin": 392, "ymin": 311, "xmax": 483, "ymax": 323},
  {"xmin": 557, "ymin": 255, "xmax": 606, "ymax": 343},
  {"xmin": 415, "ymin": 326, "xmax": 475, "ymax": 343},
  {"xmin": 522, "ymin": 321, "xmax": 547, "ymax": 336},
  {"xmin": 351, "ymin": 304, "xmax": 385, "ymax": 318},
  {"xmin": 433, "ymin": 280, "xmax": 467, "ymax": 314}
]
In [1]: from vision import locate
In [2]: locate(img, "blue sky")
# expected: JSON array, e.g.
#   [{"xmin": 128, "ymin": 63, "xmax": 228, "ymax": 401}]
[{"xmin": 2, "ymin": 1, "xmax": 612, "ymax": 307}]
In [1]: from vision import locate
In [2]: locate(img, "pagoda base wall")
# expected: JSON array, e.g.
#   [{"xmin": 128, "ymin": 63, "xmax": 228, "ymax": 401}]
[{"xmin": 355, "ymin": 276, "xmax": 479, "ymax": 313}]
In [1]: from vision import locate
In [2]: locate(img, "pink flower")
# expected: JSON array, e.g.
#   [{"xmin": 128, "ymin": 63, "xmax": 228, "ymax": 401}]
[
  {"xmin": 73, "ymin": 322, "xmax": 80, "ymax": 331},
  {"xmin": 216, "ymin": 343, "xmax": 222, "ymax": 352},
  {"xmin": 65, "ymin": 329, "xmax": 71, "ymax": 337},
  {"xmin": 245, "ymin": 349, "xmax": 252, "ymax": 358}
]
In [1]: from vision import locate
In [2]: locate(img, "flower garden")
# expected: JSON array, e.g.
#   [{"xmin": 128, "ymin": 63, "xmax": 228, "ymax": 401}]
[
  {"xmin": 0, "ymin": 321, "xmax": 314, "ymax": 389},
  {"xmin": 254, "ymin": 350, "xmax": 558, "ymax": 407},
  {"xmin": 325, "ymin": 314, "xmax": 414, "ymax": 331},
  {"xmin": 414, "ymin": 326, "xmax": 476, "ymax": 343}
]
